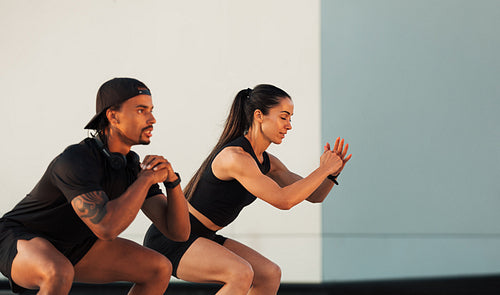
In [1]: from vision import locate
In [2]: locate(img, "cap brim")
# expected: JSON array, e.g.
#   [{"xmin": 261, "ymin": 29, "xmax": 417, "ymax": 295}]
[{"xmin": 84, "ymin": 112, "xmax": 104, "ymax": 129}]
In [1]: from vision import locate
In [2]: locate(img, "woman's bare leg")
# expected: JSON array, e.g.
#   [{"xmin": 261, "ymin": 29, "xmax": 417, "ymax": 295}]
[
  {"xmin": 176, "ymin": 237, "xmax": 254, "ymax": 295},
  {"xmin": 224, "ymin": 239, "xmax": 281, "ymax": 295}
]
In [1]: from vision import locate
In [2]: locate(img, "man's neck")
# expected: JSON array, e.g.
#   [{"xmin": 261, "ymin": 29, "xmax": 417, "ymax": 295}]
[{"xmin": 102, "ymin": 129, "xmax": 131, "ymax": 155}]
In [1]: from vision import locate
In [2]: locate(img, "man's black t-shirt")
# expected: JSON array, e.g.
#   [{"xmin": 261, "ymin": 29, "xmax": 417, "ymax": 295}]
[{"xmin": 1, "ymin": 137, "xmax": 162, "ymax": 247}]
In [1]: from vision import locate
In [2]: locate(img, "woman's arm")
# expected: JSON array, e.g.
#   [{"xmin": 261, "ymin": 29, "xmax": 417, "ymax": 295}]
[
  {"xmin": 270, "ymin": 137, "xmax": 352, "ymax": 203},
  {"xmin": 266, "ymin": 154, "xmax": 335, "ymax": 203},
  {"xmin": 212, "ymin": 144, "xmax": 344, "ymax": 210}
]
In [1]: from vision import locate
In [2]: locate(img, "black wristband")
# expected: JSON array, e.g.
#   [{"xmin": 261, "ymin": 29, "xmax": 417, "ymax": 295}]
[
  {"xmin": 163, "ymin": 172, "xmax": 181, "ymax": 189},
  {"xmin": 327, "ymin": 174, "xmax": 339, "ymax": 185}
]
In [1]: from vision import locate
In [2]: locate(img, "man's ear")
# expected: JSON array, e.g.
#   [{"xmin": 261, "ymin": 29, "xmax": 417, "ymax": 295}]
[{"xmin": 106, "ymin": 108, "xmax": 120, "ymax": 125}]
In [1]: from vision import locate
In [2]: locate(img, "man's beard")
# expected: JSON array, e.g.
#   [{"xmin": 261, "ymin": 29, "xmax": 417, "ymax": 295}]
[{"xmin": 115, "ymin": 127, "xmax": 151, "ymax": 146}]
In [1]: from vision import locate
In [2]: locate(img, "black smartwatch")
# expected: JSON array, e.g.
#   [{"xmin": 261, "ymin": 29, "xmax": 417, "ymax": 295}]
[
  {"xmin": 163, "ymin": 172, "xmax": 181, "ymax": 189},
  {"xmin": 327, "ymin": 174, "xmax": 339, "ymax": 185}
]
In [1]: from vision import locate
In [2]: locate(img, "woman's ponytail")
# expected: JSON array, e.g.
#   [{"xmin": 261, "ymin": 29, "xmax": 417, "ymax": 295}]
[
  {"xmin": 184, "ymin": 88, "xmax": 251, "ymax": 200},
  {"xmin": 184, "ymin": 84, "xmax": 290, "ymax": 200}
]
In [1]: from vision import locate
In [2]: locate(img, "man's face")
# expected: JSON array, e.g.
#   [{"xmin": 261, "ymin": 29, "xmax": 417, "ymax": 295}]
[{"xmin": 108, "ymin": 94, "xmax": 156, "ymax": 146}]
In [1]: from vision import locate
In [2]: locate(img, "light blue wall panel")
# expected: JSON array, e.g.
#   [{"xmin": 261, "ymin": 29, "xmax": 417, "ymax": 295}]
[
  {"xmin": 324, "ymin": 236, "xmax": 500, "ymax": 281},
  {"xmin": 321, "ymin": 0, "xmax": 500, "ymax": 281}
]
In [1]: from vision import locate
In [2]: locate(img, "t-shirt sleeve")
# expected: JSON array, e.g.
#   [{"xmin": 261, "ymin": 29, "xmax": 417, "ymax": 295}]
[
  {"xmin": 51, "ymin": 146, "xmax": 103, "ymax": 202},
  {"xmin": 147, "ymin": 183, "xmax": 163, "ymax": 199}
]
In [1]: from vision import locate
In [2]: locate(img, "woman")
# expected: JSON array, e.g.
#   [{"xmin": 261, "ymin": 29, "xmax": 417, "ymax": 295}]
[{"xmin": 144, "ymin": 84, "xmax": 351, "ymax": 294}]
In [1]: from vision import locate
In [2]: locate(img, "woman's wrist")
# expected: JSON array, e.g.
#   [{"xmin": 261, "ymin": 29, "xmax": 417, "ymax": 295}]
[{"xmin": 327, "ymin": 173, "xmax": 339, "ymax": 185}]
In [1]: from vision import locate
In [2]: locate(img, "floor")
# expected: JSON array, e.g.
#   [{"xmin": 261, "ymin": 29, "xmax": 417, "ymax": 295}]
[{"xmin": 1, "ymin": 275, "xmax": 499, "ymax": 295}]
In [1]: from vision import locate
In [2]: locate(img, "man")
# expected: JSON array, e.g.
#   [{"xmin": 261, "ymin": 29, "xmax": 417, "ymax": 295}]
[{"xmin": 0, "ymin": 78, "xmax": 190, "ymax": 294}]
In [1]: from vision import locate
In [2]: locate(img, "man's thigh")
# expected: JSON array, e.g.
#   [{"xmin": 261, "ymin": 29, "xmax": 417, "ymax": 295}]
[
  {"xmin": 74, "ymin": 237, "xmax": 172, "ymax": 284},
  {"xmin": 11, "ymin": 237, "xmax": 73, "ymax": 290}
]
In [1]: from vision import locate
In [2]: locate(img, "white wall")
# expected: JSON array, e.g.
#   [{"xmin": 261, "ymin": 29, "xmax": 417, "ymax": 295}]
[{"xmin": 0, "ymin": 0, "xmax": 321, "ymax": 282}]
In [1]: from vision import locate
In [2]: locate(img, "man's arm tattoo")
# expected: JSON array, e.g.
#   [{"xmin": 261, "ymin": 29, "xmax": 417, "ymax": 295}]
[{"xmin": 72, "ymin": 191, "xmax": 108, "ymax": 224}]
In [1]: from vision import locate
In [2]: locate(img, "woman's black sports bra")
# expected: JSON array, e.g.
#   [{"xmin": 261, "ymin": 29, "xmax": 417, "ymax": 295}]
[{"xmin": 189, "ymin": 136, "xmax": 270, "ymax": 227}]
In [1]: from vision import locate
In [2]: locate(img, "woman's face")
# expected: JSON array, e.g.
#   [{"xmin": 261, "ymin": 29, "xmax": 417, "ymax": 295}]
[{"xmin": 260, "ymin": 97, "xmax": 294, "ymax": 144}]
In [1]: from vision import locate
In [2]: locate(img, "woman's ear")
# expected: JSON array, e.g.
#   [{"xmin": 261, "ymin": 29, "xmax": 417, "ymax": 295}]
[{"xmin": 254, "ymin": 109, "xmax": 264, "ymax": 123}]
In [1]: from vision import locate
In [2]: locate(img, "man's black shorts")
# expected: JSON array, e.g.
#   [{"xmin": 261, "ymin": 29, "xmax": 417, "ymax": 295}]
[{"xmin": 0, "ymin": 219, "xmax": 96, "ymax": 293}]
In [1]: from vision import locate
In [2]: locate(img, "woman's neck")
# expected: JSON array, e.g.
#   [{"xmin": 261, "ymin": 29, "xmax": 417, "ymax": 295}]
[{"xmin": 244, "ymin": 129, "xmax": 271, "ymax": 159}]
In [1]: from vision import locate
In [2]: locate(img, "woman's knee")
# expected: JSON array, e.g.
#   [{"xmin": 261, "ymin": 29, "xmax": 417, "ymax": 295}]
[
  {"xmin": 267, "ymin": 262, "xmax": 282, "ymax": 282},
  {"xmin": 255, "ymin": 261, "xmax": 281, "ymax": 287},
  {"xmin": 227, "ymin": 260, "xmax": 254, "ymax": 289}
]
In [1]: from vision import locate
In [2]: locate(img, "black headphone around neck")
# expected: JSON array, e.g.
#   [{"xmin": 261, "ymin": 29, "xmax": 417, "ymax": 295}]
[{"xmin": 93, "ymin": 135, "xmax": 127, "ymax": 170}]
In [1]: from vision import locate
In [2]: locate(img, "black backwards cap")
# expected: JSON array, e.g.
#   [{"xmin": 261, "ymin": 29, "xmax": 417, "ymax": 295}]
[{"xmin": 84, "ymin": 77, "xmax": 151, "ymax": 129}]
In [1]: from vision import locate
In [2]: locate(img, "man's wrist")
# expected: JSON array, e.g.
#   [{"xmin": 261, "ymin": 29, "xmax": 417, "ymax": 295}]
[{"xmin": 163, "ymin": 172, "xmax": 181, "ymax": 189}]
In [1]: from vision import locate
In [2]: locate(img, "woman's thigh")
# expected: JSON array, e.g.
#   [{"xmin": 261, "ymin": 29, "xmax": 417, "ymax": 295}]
[{"xmin": 176, "ymin": 237, "xmax": 252, "ymax": 284}]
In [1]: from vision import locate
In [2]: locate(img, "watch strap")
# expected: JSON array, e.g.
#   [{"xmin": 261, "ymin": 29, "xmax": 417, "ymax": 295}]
[{"xmin": 163, "ymin": 172, "xmax": 181, "ymax": 189}]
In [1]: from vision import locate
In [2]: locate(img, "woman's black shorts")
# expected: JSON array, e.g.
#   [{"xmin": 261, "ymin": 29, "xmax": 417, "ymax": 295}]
[{"xmin": 143, "ymin": 213, "xmax": 227, "ymax": 277}]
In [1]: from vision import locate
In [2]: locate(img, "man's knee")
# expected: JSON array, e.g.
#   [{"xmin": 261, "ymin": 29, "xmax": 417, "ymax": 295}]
[
  {"xmin": 145, "ymin": 253, "xmax": 172, "ymax": 283},
  {"xmin": 41, "ymin": 259, "xmax": 74, "ymax": 289},
  {"xmin": 13, "ymin": 238, "xmax": 74, "ymax": 291}
]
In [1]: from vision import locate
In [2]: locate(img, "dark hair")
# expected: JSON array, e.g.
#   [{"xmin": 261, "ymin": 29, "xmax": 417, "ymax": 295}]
[
  {"xmin": 184, "ymin": 84, "xmax": 290, "ymax": 200},
  {"xmin": 93, "ymin": 103, "xmax": 124, "ymax": 136}
]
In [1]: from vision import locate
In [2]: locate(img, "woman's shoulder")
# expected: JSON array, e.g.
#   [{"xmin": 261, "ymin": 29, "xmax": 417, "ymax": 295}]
[
  {"xmin": 212, "ymin": 146, "xmax": 259, "ymax": 178},
  {"xmin": 216, "ymin": 145, "xmax": 253, "ymax": 165}
]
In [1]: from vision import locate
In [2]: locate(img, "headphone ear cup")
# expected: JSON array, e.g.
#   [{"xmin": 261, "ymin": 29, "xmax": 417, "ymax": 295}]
[
  {"xmin": 94, "ymin": 136, "xmax": 127, "ymax": 170},
  {"xmin": 109, "ymin": 154, "xmax": 127, "ymax": 170},
  {"xmin": 127, "ymin": 152, "xmax": 140, "ymax": 166},
  {"xmin": 127, "ymin": 151, "xmax": 141, "ymax": 173}
]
